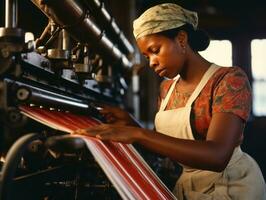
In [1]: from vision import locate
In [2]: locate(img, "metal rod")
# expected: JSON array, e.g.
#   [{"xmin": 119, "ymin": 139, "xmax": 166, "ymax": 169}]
[
  {"xmin": 13, "ymin": 0, "xmax": 18, "ymax": 27},
  {"xmin": 16, "ymin": 86, "xmax": 89, "ymax": 110},
  {"xmin": 62, "ymin": 29, "xmax": 70, "ymax": 50},
  {"xmin": 5, "ymin": 0, "xmax": 18, "ymax": 28},
  {"xmin": 14, "ymin": 83, "xmax": 105, "ymax": 121}
]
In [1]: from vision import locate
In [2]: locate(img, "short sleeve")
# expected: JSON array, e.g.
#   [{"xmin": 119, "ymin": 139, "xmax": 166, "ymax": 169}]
[{"xmin": 212, "ymin": 67, "xmax": 252, "ymax": 122}]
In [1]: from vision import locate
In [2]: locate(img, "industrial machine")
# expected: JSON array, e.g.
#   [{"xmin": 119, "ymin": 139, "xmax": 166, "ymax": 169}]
[{"xmin": 0, "ymin": 0, "xmax": 137, "ymax": 199}]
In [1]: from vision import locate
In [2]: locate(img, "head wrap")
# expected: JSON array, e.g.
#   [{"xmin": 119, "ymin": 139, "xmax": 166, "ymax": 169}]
[{"xmin": 133, "ymin": 3, "xmax": 198, "ymax": 40}]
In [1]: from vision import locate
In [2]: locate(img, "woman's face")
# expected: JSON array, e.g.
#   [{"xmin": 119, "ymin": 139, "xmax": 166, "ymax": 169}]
[{"xmin": 137, "ymin": 33, "xmax": 186, "ymax": 79}]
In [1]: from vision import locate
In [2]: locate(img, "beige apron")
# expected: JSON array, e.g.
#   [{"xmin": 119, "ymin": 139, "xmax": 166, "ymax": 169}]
[{"xmin": 155, "ymin": 64, "xmax": 266, "ymax": 200}]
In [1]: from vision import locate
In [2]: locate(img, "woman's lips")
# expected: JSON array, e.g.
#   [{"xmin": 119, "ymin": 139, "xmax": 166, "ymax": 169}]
[{"xmin": 155, "ymin": 68, "xmax": 166, "ymax": 77}]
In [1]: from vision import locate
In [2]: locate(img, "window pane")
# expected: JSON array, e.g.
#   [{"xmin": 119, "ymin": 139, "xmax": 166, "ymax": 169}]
[
  {"xmin": 199, "ymin": 40, "xmax": 232, "ymax": 67},
  {"xmin": 251, "ymin": 39, "xmax": 266, "ymax": 79},
  {"xmin": 253, "ymin": 81, "xmax": 266, "ymax": 116},
  {"xmin": 251, "ymin": 39, "xmax": 266, "ymax": 116}
]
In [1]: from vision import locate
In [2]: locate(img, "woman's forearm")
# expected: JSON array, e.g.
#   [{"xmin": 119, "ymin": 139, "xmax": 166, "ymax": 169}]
[{"xmin": 135, "ymin": 129, "xmax": 232, "ymax": 172}]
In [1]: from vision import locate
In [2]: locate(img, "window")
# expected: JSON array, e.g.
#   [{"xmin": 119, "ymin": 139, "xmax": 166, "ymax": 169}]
[
  {"xmin": 251, "ymin": 39, "xmax": 266, "ymax": 116},
  {"xmin": 199, "ymin": 40, "xmax": 232, "ymax": 67}
]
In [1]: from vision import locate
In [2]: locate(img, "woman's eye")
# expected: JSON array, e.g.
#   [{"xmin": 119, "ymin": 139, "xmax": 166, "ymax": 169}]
[
  {"xmin": 142, "ymin": 55, "xmax": 149, "ymax": 61},
  {"xmin": 151, "ymin": 48, "xmax": 159, "ymax": 54}
]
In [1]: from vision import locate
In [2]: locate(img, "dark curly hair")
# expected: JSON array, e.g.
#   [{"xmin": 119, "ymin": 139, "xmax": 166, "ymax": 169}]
[{"xmin": 159, "ymin": 24, "xmax": 210, "ymax": 52}]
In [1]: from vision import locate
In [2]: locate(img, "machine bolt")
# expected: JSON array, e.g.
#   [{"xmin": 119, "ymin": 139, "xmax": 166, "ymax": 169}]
[
  {"xmin": 41, "ymin": 61, "xmax": 49, "ymax": 68},
  {"xmin": 1, "ymin": 48, "xmax": 10, "ymax": 58}
]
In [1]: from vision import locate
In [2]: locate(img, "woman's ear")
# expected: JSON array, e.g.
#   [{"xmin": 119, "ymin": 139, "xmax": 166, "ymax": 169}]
[{"xmin": 175, "ymin": 31, "xmax": 188, "ymax": 47}]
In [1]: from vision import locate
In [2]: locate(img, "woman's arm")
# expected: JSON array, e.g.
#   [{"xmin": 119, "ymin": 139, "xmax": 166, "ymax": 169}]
[
  {"xmin": 137, "ymin": 112, "xmax": 244, "ymax": 172},
  {"xmin": 75, "ymin": 112, "xmax": 243, "ymax": 172}
]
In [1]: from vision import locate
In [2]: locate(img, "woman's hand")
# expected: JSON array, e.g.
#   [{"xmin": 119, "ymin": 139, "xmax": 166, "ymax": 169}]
[
  {"xmin": 74, "ymin": 124, "xmax": 141, "ymax": 144},
  {"xmin": 99, "ymin": 104, "xmax": 139, "ymax": 127}
]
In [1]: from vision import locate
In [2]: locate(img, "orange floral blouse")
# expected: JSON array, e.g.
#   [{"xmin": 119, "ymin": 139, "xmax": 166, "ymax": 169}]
[{"xmin": 158, "ymin": 66, "xmax": 252, "ymax": 139}]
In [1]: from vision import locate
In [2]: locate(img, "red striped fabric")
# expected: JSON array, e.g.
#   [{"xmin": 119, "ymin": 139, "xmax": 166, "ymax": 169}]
[{"xmin": 20, "ymin": 106, "xmax": 177, "ymax": 200}]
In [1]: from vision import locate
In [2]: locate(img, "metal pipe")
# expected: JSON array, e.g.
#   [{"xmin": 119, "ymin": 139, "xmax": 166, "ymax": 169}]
[
  {"xmin": 0, "ymin": 133, "xmax": 41, "ymax": 200},
  {"xmin": 5, "ymin": 0, "xmax": 18, "ymax": 28},
  {"xmin": 62, "ymin": 29, "xmax": 70, "ymax": 50},
  {"xmin": 85, "ymin": 0, "xmax": 134, "ymax": 55},
  {"xmin": 13, "ymin": 0, "xmax": 18, "ymax": 27},
  {"xmin": 31, "ymin": 0, "xmax": 133, "ymax": 69}
]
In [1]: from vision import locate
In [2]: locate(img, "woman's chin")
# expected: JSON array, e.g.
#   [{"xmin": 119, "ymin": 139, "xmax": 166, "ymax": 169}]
[
  {"xmin": 156, "ymin": 70, "xmax": 177, "ymax": 79},
  {"xmin": 158, "ymin": 69, "xmax": 167, "ymax": 77},
  {"xmin": 163, "ymin": 73, "xmax": 177, "ymax": 79}
]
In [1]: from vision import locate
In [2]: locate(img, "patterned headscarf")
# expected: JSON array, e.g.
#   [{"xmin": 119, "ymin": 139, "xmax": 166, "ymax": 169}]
[{"xmin": 133, "ymin": 3, "xmax": 198, "ymax": 40}]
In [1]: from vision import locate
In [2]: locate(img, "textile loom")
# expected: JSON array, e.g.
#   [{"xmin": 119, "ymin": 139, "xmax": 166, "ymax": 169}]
[{"xmin": 0, "ymin": 0, "xmax": 176, "ymax": 199}]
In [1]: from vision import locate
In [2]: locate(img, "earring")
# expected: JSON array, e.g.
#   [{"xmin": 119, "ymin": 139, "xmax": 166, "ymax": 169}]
[
  {"xmin": 182, "ymin": 47, "xmax": 186, "ymax": 54},
  {"xmin": 180, "ymin": 43, "xmax": 186, "ymax": 54}
]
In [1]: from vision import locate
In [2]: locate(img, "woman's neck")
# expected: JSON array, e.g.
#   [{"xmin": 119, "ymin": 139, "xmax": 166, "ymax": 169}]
[{"xmin": 179, "ymin": 52, "xmax": 211, "ymax": 85}]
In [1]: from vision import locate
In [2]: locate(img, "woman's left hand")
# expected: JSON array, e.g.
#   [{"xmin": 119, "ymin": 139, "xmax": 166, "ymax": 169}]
[{"xmin": 73, "ymin": 124, "xmax": 141, "ymax": 144}]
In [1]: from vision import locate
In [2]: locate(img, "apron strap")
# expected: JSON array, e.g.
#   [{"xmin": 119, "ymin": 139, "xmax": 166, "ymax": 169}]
[
  {"xmin": 186, "ymin": 64, "xmax": 220, "ymax": 107},
  {"xmin": 159, "ymin": 75, "xmax": 180, "ymax": 111},
  {"xmin": 159, "ymin": 64, "xmax": 220, "ymax": 111}
]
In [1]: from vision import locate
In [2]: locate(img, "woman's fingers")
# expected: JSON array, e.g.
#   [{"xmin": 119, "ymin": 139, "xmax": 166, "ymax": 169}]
[
  {"xmin": 95, "ymin": 131, "xmax": 131, "ymax": 143},
  {"xmin": 74, "ymin": 129, "xmax": 87, "ymax": 135},
  {"xmin": 74, "ymin": 124, "xmax": 137, "ymax": 144},
  {"xmin": 74, "ymin": 124, "xmax": 110, "ymax": 136}
]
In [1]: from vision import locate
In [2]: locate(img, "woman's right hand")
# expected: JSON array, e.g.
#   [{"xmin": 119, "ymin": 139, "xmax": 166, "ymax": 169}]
[{"xmin": 98, "ymin": 104, "xmax": 139, "ymax": 127}]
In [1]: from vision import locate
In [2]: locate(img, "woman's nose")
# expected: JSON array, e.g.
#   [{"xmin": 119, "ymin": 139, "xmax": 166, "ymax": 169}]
[{"xmin": 149, "ymin": 57, "xmax": 158, "ymax": 69}]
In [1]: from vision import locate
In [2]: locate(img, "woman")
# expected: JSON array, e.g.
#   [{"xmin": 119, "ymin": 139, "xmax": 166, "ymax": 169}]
[{"xmin": 75, "ymin": 3, "xmax": 266, "ymax": 199}]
